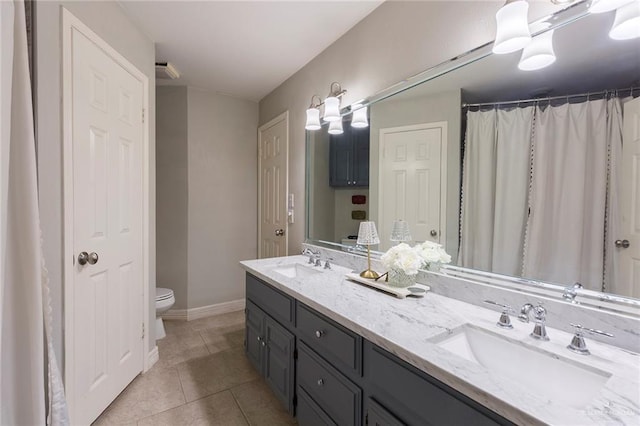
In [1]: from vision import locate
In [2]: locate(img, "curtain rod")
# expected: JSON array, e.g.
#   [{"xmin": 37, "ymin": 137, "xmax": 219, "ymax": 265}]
[{"xmin": 462, "ymin": 86, "xmax": 639, "ymax": 108}]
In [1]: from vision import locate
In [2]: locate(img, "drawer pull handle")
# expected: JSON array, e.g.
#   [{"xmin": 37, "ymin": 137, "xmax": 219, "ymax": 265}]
[
  {"xmin": 317, "ymin": 378, "xmax": 324, "ymax": 386},
  {"xmin": 315, "ymin": 330, "xmax": 324, "ymax": 338}
]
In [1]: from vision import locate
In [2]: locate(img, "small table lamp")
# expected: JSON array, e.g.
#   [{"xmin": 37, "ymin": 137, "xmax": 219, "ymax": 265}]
[
  {"xmin": 390, "ymin": 220, "xmax": 412, "ymax": 244},
  {"xmin": 357, "ymin": 221, "xmax": 380, "ymax": 279}
]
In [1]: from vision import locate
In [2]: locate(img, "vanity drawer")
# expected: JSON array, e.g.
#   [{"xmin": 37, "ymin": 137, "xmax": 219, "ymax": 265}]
[
  {"xmin": 296, "ymin": 303, "xmax": 362, "ymax": 375},
  {"xmin": 296, "ymin": 386, "xmax": 338, "ymax": 426},
  {"xmin": 246, "ymin": 273, "xmax": 294, "ymax": 327},
  {"xmin": 364, "ymin": 342, "xmax": 512, "ymax": 426},
  {"xmin": 297, "ymin": 342, "xmax": 362, "ymax": 426}
]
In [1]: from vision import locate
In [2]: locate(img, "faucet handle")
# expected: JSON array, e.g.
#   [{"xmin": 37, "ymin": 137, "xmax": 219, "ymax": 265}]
[
  {"xmin": 484, "ymin": 300, "xmax": 515, "ymax": 329},
  {"xmin": 567, "ymin": 323, "xmax": 614, "ymax": 355},
  {"xmin": 323, "ymin": 257, "xmax": 334, "ymax": 270}
]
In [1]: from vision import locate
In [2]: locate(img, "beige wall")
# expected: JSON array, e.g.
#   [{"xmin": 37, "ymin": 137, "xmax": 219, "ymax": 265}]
[
  {"xmin": 186, "ymin": 88, "xmax": 258, "ymax": 308},
  {"xmin": 156, "ymin": 87, "xmax": 189, "ymax": 309},
  {"xmin": 258, "ymin": 1, "xmax": 560, "ymax": 253},
  {"xmin": 36, "ymin": 1, "xmax": 156, "ymax": 361}
]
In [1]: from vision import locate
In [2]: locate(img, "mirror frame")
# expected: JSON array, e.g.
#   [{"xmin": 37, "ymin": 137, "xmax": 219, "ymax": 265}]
[{"xmin": 305, "ymin": 0, "xmax": 640, "ymax": 313}]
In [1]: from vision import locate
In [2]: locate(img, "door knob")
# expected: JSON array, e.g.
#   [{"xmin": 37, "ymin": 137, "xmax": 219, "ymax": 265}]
[
  {"xmin": 77, "ymin": 252, "xmax": 89, "ymax": 265},
  {"xmin": 88, "ymin": 252, "xmax": 99, "ymax": 265},
  {"xmin": 615, "ymin": 239, "xmax": 630, "ymax": 248},
  {"xmin": 275, "ymin": 229, "xmax": 285, "ymax": 237},
  {"xmin": 430, "ymin": 230, "xmax": 438, "ymax": 237}
]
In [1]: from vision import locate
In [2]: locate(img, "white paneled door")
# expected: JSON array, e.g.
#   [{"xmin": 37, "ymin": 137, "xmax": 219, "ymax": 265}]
[
  {"xmin": 68, "ymin": 24, "xmax": 144, "ymax": 424},
  {"xmin": 620, "ymin": 96, "xmax": 640, "ymax": 298},
  {"xmin": 379, "ymin": 123, "xmax": 447, "ymax": 251},
  {"xmin": 258, "ymin": 112, "xmax": 289, "ymax": 258}
]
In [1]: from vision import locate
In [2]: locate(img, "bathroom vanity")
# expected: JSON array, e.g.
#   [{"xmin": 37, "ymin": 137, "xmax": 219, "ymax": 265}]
[{"xmin": 240, "ymin": 255, "xmax": 640, "ymax": 426}]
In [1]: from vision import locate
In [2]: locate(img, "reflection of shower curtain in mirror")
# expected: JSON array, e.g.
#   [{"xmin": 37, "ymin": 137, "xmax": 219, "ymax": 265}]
[{"xmin": 459, "ymin": 98, "xmax": 623, "ymax": 291}]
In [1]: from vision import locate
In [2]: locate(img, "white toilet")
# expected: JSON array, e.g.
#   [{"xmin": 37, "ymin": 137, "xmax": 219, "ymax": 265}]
[{"xmin": 155, "ymin": 287, "xmax": 175, "ymax": 340}]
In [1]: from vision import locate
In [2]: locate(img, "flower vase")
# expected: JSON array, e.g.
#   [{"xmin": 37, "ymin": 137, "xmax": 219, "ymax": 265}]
[{"xmin": 387, "ymin": 269, "xmax": 417, "ymax": 288}]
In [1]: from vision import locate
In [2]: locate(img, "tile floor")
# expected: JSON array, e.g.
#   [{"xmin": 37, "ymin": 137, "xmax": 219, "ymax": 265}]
[{"xmin": 93, "ymin": 311, "xmax": 297, "ymax": 425}]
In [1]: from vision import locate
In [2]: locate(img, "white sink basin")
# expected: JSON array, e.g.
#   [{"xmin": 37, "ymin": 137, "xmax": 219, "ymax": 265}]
[
  {"xmin": 272, "ymin": 263, "xmax": 323, "ymax": 279},
  {"xmin": 431, "ymin": 324, "xmax": 611, "ymax": 407}
]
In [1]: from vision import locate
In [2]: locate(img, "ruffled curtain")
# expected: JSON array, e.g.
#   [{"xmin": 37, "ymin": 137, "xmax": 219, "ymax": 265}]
[{"xmin": 0, "ymin": 1, "xmax": 69, "ymax": 425}]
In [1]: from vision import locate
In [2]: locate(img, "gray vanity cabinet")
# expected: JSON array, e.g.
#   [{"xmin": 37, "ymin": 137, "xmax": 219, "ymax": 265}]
[{"xmin": 329, "ymin": 125, "xmax": 370, "ymax": 188}]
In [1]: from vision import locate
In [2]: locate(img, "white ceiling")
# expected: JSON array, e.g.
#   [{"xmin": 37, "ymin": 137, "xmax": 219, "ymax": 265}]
[{"xmin": 119, "ymin": 1, "xmax": 383, "ymax": 102}]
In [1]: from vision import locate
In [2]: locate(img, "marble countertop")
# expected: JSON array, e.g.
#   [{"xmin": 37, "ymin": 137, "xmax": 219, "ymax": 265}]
[{"xmin": 240, "ymin": 256, "xmax": 640, "ymax": 426}]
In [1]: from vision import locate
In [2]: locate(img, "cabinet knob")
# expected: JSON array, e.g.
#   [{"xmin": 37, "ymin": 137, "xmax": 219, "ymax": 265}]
[
  {"xmin": 317, "ymin": 378, "xmax": 324, "ymax": 386},
  {"xmin": 261, "ymin": 341, "xmax": 266, "ymax": 347},
  {"xmin": 257, "ymin": 336, "xmax": 262, "ymax": 342},
  {"xmin": 315, "ymin": 330, "xmax": 324, "ymax": 338}
]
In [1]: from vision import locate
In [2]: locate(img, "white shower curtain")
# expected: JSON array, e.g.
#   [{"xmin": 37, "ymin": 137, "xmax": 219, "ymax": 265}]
[
  {"xmin": 459, "ymin": 106, "xmax": 533, "ymax": 276},
  {"xmin": 0, "ymin": 1, "xmax": 69, "ymax": 425},
  {"xmin": 524, "ymin": 100, "xmax": 609, "ymax": 290}
]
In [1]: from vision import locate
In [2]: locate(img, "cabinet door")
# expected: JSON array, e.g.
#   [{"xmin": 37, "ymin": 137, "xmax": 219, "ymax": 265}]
[
  {"xmin": 245, "ymin": 301, "xmax": 265, "ymax": 374},
  {"xmin": 352, "ymin": 127, "xmax": 370, "ymax": 187},
  {"xmin": 329, "ymin": 133, "xmax": 353, "ymax": 187},
  {"xmin": 264, "ymin": 316, "xmax": 296, "ymax": 413},
  {"xmin": 366, "ymin": 398, "xmax": 405, "ymax": 426}
]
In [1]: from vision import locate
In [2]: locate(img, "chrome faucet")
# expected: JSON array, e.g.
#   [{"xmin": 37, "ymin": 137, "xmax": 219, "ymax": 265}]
[
  {"xmin": 562, "ymin": 282, "xmax": 583, "ymax": 303},
  {"xmin": 301, "ymin": 248, "xmax": 320, "ymax": 265},
  {"xmin": 483, "ymin": 300, "xmax": 515, "ymax": 329},
  {"xmin": 567, "ymin": 323, "xmax": 614, "ymax": 355},
  {"xmin": 518, "ymin": 302, "xmax": 549, "ymax": 341}
]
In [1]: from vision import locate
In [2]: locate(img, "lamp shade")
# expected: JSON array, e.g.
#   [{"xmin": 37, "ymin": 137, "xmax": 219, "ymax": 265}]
[
  {"xmin": 390, "ymin": 220, "xmax": 412, "ymax": 242},
  {"xmin": 493, "ymin": 0, "xmax": 531, "ymax": 54},
  {"xmin": 609, "ymin": 1, "xmax": 640, "ymax": 40},
  {"xmin": 351, "ymin": 104, "xmax": 369, "ymax": 128},
  {"xmin": 323, "ymin": 96, "xmax": 341, "ymax": 122},
  {"xmin": 357, "ymin": 221, "xmax": 380, "ymax": 245},
  {"xmin": 305, "ymin": 107, "xmax": 321, "ymax": 130},
  {"xmin": 590, "ymin": 0, "xmax": 634, "ymax": 13},
  {"xmin": 518, "ymin": 29, "xmax": 556, "ymax": 71},
  {"xmin": 328, "ymin": 120, "xmax": 343, "ymax": 135}
]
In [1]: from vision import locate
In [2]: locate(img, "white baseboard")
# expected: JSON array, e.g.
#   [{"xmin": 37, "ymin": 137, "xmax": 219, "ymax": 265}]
[
  {"xmin": 145, "ymin": 346, "xmax": 159, "ymax": 371},
  {"xmin": 162, "ymin": 298, "xmax": 245, "ymax": 321}
]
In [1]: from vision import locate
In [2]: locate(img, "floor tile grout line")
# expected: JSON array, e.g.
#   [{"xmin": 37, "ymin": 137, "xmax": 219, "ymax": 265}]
[{"xmin": 230, "ymin": 386, "xmax": 253, "ymax": 426}]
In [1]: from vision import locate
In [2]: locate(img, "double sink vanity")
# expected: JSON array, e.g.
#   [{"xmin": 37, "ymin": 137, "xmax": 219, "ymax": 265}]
[{"xmin": 240, "ymin": 253, "xmax": 640, "ymax": 426}]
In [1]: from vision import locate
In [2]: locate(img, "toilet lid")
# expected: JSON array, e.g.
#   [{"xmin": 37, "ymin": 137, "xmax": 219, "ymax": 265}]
[{"xmin": 156, "ymin": 287, "xmax": 174, "ymax": 301}]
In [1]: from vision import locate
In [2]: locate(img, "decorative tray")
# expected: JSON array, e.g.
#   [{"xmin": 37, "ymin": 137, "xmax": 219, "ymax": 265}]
[{"xmin": 345, "ymin": 272, "xmax": 430, "ymax": 299}]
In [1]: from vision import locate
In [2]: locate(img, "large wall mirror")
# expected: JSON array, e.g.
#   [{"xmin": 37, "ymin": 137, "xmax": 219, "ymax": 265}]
[{"xmin": 306, "ymin": 2, "xmax": 640, "ymax": 304}]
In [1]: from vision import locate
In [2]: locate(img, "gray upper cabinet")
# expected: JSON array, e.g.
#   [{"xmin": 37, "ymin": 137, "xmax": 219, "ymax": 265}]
[{"xmin": 329, "ymin": 125, "xmax": 370, "ymax": 188}]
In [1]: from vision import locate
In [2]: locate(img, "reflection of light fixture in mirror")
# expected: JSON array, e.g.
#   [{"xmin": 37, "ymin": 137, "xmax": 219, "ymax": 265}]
[
  {"xmin": 589, "ymin": 0, "xmax": 634, "ymax": 13},
  {"xmin": 323, "ymin": 82, "xmax": 346, "ymax": 122},
  {"xmin": 493, "ymin": 0, "xmax": 531, "ymax": 54},
  {"xmin": 305, "ymin": 95, "xmax": 322, "ymax": 130},
  {"xmin": 390, "ymin": 220, "xmax": 412, "ymax": 243},
  {"xmin": 328, "ymin": 120, "xmax": 343, "ymax": 135},
  {"xmin": 518, "ymin": 29, "xmax": 556, "ymax": 71},
  {"xmin": 609, "ymin": 0, "xmax": 640, "ymax": 40},
  {"xmin": 357, "ymin": 221, "xmax": 380, "ymax": 279},
  {"xmin": 351, "ymin": 104, "xmax": 369, "ymax": 128}
]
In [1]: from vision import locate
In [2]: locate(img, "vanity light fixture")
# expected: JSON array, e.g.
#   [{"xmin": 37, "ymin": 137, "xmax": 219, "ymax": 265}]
[
  {"xmin": 589, "ymin": 0, "xmax": 634, "ymax": 13},
  {"xmin": 493, "ymin": 0, "xmax": 532, "ymax": 54},
  {"xmin": 323, "ymin": 82, "xmax": 346, "ymax": 122},
  {"xmin": 518, "ymin": 29, "xmax": 556, "ymax": 71},
  {"xmin": 328, "ymin": 120, "xmax": 344, "ymax": 135},
  {"xmin": 609, "ymin": 0, "xmax": 640, "ymax": 40},
  {"xmin": 357, "ymin": 221, "xmax": 381, "ymax": 279},
  {"xmin": 350, "ymin": 103, "xmax": 369, "ymax": 128},
  {"xmin": 305, "ymin": 95, "xmax": 322, "ymax": 131}
]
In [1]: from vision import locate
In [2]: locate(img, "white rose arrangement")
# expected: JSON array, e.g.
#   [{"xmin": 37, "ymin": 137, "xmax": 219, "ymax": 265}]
[{"xmin": 381, "ymin": 241, "xmax": 451, "ymax": 276}]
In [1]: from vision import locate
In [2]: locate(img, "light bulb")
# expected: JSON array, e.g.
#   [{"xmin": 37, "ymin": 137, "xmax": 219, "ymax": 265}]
[
  {"xmin": 351, "ymin": 104, "xmax": 368, "ymax": 128},
  {"xmin": 328, "ymin": 120, "xmax": 343, "ymax": 135},
  {"xmin": 323, "ymin": 96, "xmax": 341, "ymax": 122},
  {"xmin": 518, "ymin": 30, "xmax": 556, "ymax": 71},
  {"xmin": 493, "ymin": 0, "xmax": 532, "ymax": 54},
  {"xmin": 609, "ymin": 0, "xmax": 640, "ymax": 40},
  {"xmin": 305, "ymin": 107, "xmax": 321, "ymax": 131}
]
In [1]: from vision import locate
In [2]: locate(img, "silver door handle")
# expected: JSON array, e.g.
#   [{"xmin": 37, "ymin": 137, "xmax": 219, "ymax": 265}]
[
  {"xmin": 615, "ymin": 239, "xmax": 630, "ymax": 248},
  {"xmin": 430, "ymin": 230, "xmax": 438, "ymax": 237},
  {"xmin": 88, "ymin": 252, "xmax": 99, "ymax": 265},
  {"xmin": 275, "ymin": 229, "xmax": 285, "ymax": 237},
  {"xmin": 77, "ymin": 252, "xmax": 89, "ymax": 265}
]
